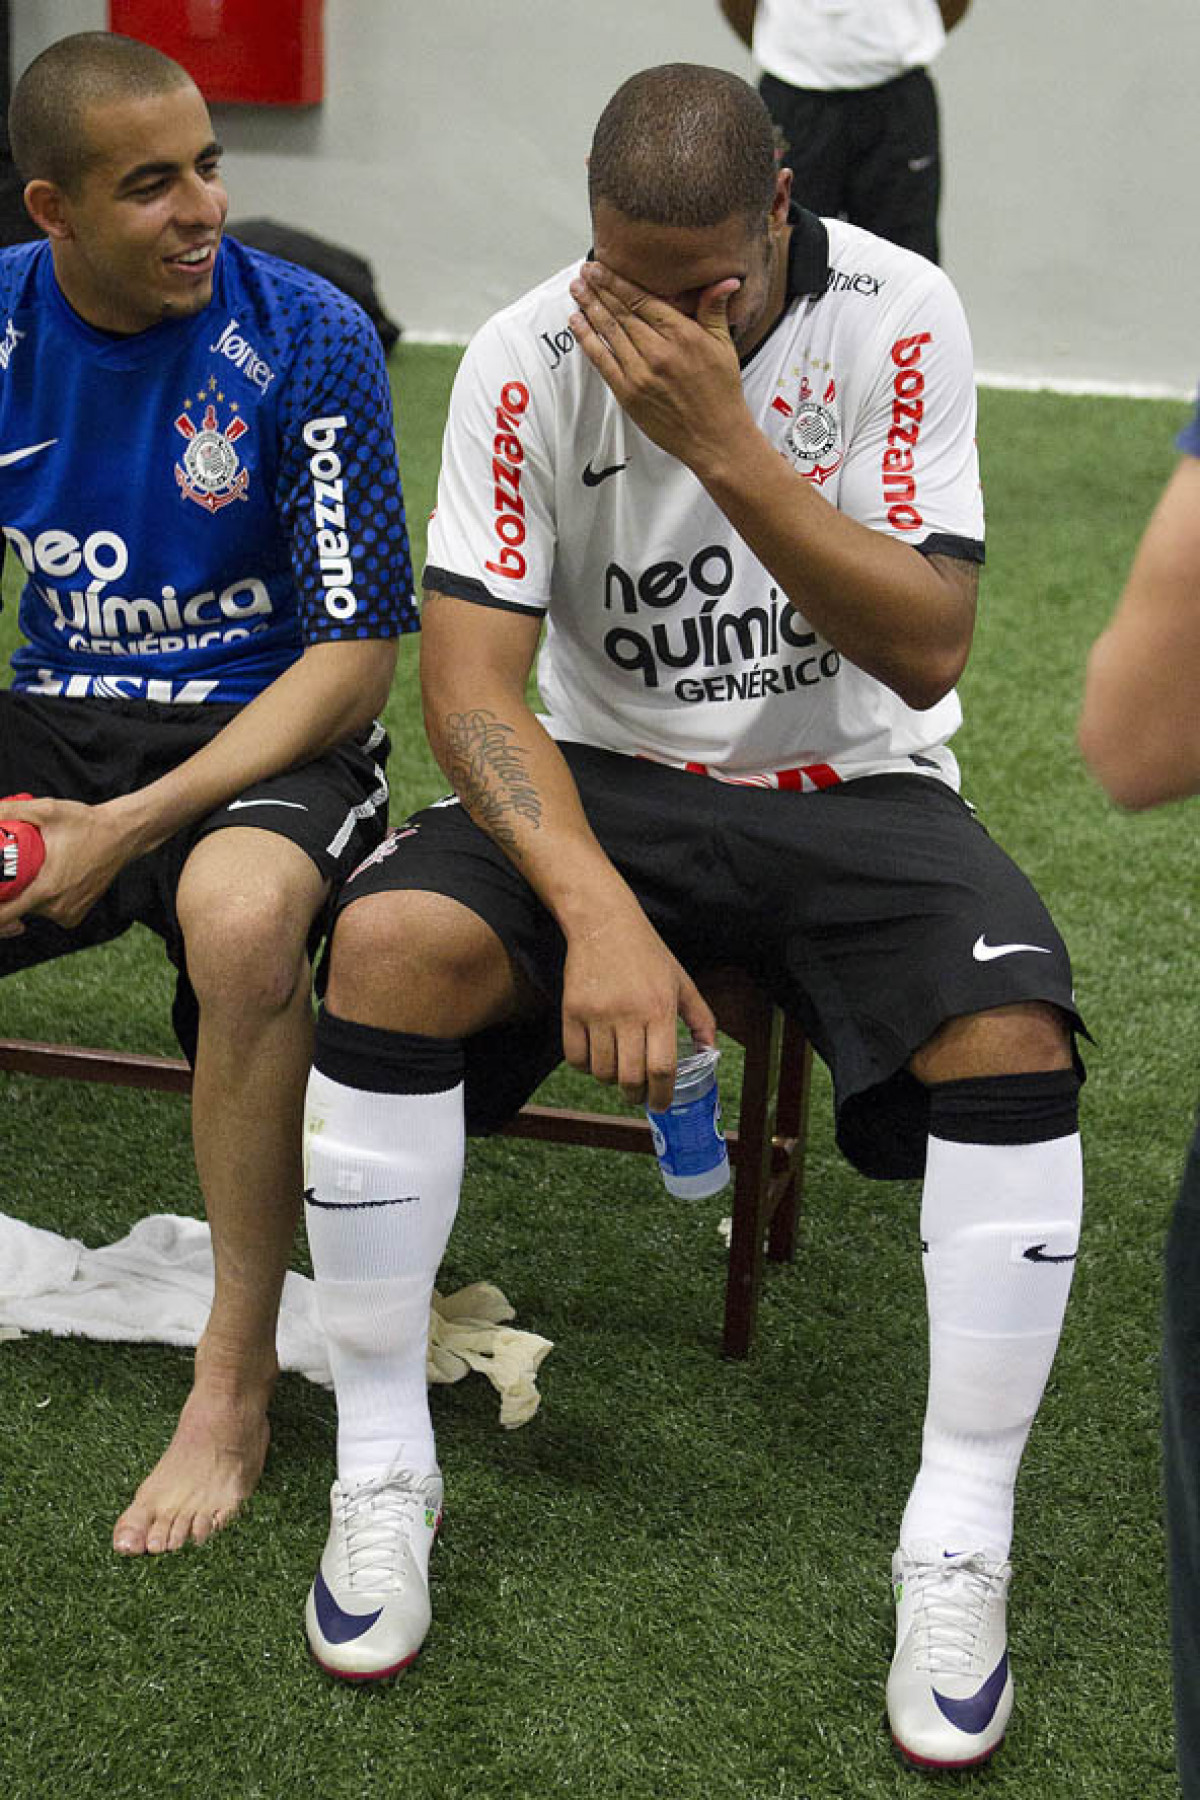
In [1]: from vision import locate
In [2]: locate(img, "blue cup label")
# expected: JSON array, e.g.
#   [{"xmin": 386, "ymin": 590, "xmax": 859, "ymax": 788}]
[{"xmin": 647, "ymin": 1086, "xmax": 726, "ymax": 1179}]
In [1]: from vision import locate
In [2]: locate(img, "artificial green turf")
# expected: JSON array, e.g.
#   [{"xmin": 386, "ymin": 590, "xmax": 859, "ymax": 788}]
[{"xmin": 0, "ymin": 362, "xmax": 1194, "ymax": 1798}]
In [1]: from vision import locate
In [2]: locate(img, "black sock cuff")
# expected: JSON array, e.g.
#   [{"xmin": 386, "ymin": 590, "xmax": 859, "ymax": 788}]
[
  {"xmin": 928, "ymin": 1068, "xmax": 1080, "ymax": 1146},
  {"xmin": 313, "ymin": 1008, "xmax": 465, "ymax": 1095}
]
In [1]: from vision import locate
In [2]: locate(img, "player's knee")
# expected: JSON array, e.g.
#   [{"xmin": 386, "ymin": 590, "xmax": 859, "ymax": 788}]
[
  {"xmin": 911, "ymin": 1000, "xmax": 1073, "ymax": 1084},
  {"xmin": 183, "ymin": 885, "xmax": 310, "ymax": 1019},
  {"xmin": 324, "ymin": 889, "xmax": 516, "ymax": 1036},
  {"xmin": 177, "ymin": 833, "xmax": 323, "ymax": 1020}
]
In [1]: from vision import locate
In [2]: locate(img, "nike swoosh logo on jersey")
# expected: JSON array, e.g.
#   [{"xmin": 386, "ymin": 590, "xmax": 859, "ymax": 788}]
[
  {"xmin": 1023, "ymin": 1242, "xmax": 1077, "ymax": 1265},
  {"xmin": 582, "ymin": 458, "xmax": 628, "ymax": 486},
  {"xmin": 908, "ymin": 154, "xmax": 935, "ymax": 172},
  {"xmin": 0, "ymin": 437, "xmax": 58, "ymax": 467},
  {"xmin": 311, "ymin": 1566, "xmax": 383, "ymax": 1645},
  {"xmin": 972, "ymin": 935, "xmax": 1053, "ymax": 962},
  {"xmin": 227, "ymin": 798, "xmax": 309, "ymax": 811}
]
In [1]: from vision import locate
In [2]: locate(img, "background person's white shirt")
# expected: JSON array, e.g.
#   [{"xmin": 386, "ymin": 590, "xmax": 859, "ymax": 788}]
[{"xmin": 753, "ymin": 0, "xmax": 946, "ymax": 89}]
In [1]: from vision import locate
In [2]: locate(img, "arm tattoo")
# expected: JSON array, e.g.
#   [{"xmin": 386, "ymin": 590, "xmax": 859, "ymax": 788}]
[{"xmin": 443, "ymin": 709, "xmax": 542, "ymax": 858}]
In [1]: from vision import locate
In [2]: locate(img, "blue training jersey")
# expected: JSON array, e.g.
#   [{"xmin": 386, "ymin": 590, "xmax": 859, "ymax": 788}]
[
  {"xmin": 1178, "ymin": 391, "xmax": 1200, "ymax": 459},
  {"xmin": 0, "ymin": 237, "xmax": 416, "ymax": 704}
]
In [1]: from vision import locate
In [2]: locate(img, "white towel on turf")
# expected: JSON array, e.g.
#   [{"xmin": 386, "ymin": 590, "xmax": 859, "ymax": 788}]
[{"xmin": 0, "ymin": 1209, "xmax": 552, "ymax": 1428}]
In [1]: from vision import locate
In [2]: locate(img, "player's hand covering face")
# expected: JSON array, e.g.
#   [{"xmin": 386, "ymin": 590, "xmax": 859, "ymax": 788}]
[{"xmin": 570, "ymin": 199, "xmax": 786, "ymax": 468}]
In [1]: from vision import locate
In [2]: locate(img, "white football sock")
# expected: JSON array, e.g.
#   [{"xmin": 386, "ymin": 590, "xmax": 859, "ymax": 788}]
[
  {"xmin": 304, "ymin": 1064, "xmax": 464, "ymax": 1485},
  {"xmin": 900, "ymin": 1130, "xmax": 1082, "ymax": 1557}
]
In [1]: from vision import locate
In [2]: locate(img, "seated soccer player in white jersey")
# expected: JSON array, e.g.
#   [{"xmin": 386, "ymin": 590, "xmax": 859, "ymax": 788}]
[
  {"xmin": 299, "ymin": 63, "xmax": 1084, "ymax": 1772},
  {"xmin": 0, "ymin": 33, "xmax": 413, "ymax": 1557}
]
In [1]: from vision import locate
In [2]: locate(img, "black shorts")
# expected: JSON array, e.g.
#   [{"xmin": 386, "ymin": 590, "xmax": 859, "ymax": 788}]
[
  {"xmin": 760, "ymin": 66, "xmax": 941, "ymax": 263},
  {"xmin": 329, "ymin": 744, "xmax": 1084, "ymax": 1180},
  {"xmin": 0, "ymin": 690, "xmax": 391, "ymax": 1061}
]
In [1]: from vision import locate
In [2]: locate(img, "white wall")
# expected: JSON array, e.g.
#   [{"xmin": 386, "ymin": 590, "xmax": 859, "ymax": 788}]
[
  {"xmin": 12, "ymin": 0, "xmax": 1200, "ymax": 393},
  {"xmin": 937, "ymin": 0, "xmax": 1200, "ymax": 394}
]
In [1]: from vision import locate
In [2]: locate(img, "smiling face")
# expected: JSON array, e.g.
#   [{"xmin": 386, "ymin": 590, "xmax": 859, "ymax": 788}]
[
  {"xmin": 33, "ymin": 81, "xmax": 227, "ymax": 335},
  {"xmin": 590, "ymin": 170, "xmax": 792, "ymax": 358}
]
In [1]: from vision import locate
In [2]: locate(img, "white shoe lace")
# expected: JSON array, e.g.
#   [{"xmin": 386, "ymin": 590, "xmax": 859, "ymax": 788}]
[
  {"xmin": 905, "ymin": 1554, "xmax": 1005, "ymax": 1676},
  {"xmin": 334, "ymin": 1473, "xmax": 423, "ymax": 1594}
]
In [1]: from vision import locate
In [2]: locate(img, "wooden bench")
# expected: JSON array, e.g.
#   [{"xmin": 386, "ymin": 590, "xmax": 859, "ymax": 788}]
[{"xmin": 0, "ymin": 972, "xmax": 811, "ymax": 1356}]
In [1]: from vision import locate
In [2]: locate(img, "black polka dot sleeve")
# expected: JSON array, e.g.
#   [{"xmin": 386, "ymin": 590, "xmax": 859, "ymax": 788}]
[{"xmin": 274, "ymin": 282, "xmax": 416, "ymax": 646}]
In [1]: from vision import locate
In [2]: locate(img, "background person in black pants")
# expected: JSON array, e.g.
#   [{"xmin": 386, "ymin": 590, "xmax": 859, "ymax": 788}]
[{"xmin": 718, "ymin": 0, "xmax": 972, "ymax": 263}]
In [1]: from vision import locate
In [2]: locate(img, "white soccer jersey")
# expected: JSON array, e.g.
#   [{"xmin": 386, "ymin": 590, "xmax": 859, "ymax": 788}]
[{"xmin": 425, "ymin": 211, "xmax": 984, "ymax": 791}]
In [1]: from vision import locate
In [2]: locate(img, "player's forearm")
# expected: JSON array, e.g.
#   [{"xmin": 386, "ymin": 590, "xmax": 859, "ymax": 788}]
[
  {"xmin": 1079, "ymin": 622, "xmax": 1200, "ymax": 809},
  {"xmin": 693, "ymin": 423, "xmax": 974, "ymax": 708},
  {"xmin": 1079, "ymin": 455, "xmax": 1200, "ymax": 808},
  {"xmin": 421, "ymin": 590, "xmax": 644, "ymax": 935},
  {"xmin": 424, "ymin": 677, "xmax": 641, "ymax": 940},
  {"xmin": 97, "ymin": 637, "xmax": 398, "ymax": 859}
]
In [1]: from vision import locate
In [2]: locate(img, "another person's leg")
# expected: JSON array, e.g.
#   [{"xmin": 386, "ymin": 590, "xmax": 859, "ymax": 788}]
[
  {"xmin": 298, "ymin": 751, "xmax": 722, "ymax": 1678},
  {"xmin": 1164, "ymin": 1117, "xmax": 1200, "ymax": 1797},
  {"xmin": 112, "ymin": 826, "xmax": 329, "ymax": 1553},
  {"xmin": 300, "ymin": 808, "xmax": 561, "ymax": 1679},
  {"xmin": 306, "ymin": 886, "xmax": 527, "ymax": 1486},
  {"xmin": 886, "ymin": 1000, "xmax": 1081, "ymax": 1769},
  {"xmin": 901, "ymin": 1004, "xmax": 1080, "ymax": 1557},
  {"xmin": 113, "ymin": 727, "xmax": 391, "ymax": 1555},
  {"xmin": 759, "ymin": 774, "xmax": 1082, "ymax": 1769}
]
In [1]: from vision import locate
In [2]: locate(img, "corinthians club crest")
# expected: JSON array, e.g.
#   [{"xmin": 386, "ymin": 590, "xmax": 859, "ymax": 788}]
[
  {"xmin": 772, "ymin": 374, "xmax": 843, "ymax": 486},
  {"xmin": 174, "ymin": 392, "xmax": 251, "ymax": 513}
]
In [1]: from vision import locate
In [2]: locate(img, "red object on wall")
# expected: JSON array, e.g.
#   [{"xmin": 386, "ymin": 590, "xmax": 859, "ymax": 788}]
[{"xmin": 108, "ymin": 1, "xmax": 324, "ymax": 106}]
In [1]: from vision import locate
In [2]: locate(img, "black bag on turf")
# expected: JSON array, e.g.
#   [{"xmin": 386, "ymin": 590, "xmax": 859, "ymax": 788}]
[{"xmin": 228, "ymin": 217, "xmax": 402, "ymax": 353}]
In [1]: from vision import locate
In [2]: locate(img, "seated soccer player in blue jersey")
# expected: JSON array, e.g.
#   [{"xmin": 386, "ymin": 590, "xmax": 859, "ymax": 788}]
[
  {"xmin": 297, "ymin": 64, "xmax": 1086, "ymax": 1771},
  {"xmin": 0, "ymin": 33, "xmax": 415, "ymax": 1555}
]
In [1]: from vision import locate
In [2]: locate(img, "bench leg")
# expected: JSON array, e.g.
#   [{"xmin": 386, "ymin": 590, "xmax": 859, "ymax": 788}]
[
  {"xmin": 722, "ymin": 1005, "xmax": 781, "ymax": 1358},
  {"xmin": 767, "ymin": 1030, "xmax": 812, "ymax": 1264}
]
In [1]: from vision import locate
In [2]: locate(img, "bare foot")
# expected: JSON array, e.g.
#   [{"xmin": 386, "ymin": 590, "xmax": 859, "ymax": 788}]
[{"xmin": 112, "ymin": 1376, "xmax": 273, "ymax": 1555}]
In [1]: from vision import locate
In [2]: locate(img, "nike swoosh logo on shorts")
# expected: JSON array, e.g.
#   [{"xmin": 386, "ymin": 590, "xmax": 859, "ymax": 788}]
[
  {"xmin": 972, "ymin": 934, "xmax": 1052, "ymax": 962},
  {"xmin": 227, "ymin": 798, "xmax": 309, "ymax": 812},
  {"xmin": 0, "ymin": 438, "xmax": 58, "ymax": 467},
  {"xmin": 582, "ymin": 458, "xmax": 628, "ymax": 486}
]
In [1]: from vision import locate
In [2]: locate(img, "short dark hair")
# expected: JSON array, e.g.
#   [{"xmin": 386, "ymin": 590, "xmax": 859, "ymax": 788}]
[
  {"xmin": 588, "ymin": 64, "xmax": 777, "ymax": 230},
  {"xmin": 9, "ymin": 31, "xmax": 194, "ymax": 191}
]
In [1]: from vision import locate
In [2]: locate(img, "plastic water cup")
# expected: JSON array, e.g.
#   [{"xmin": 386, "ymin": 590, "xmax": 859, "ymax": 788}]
[{"xmin": 645, "ymin": 1046, "xmax": 730, "ymax": 1199}]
